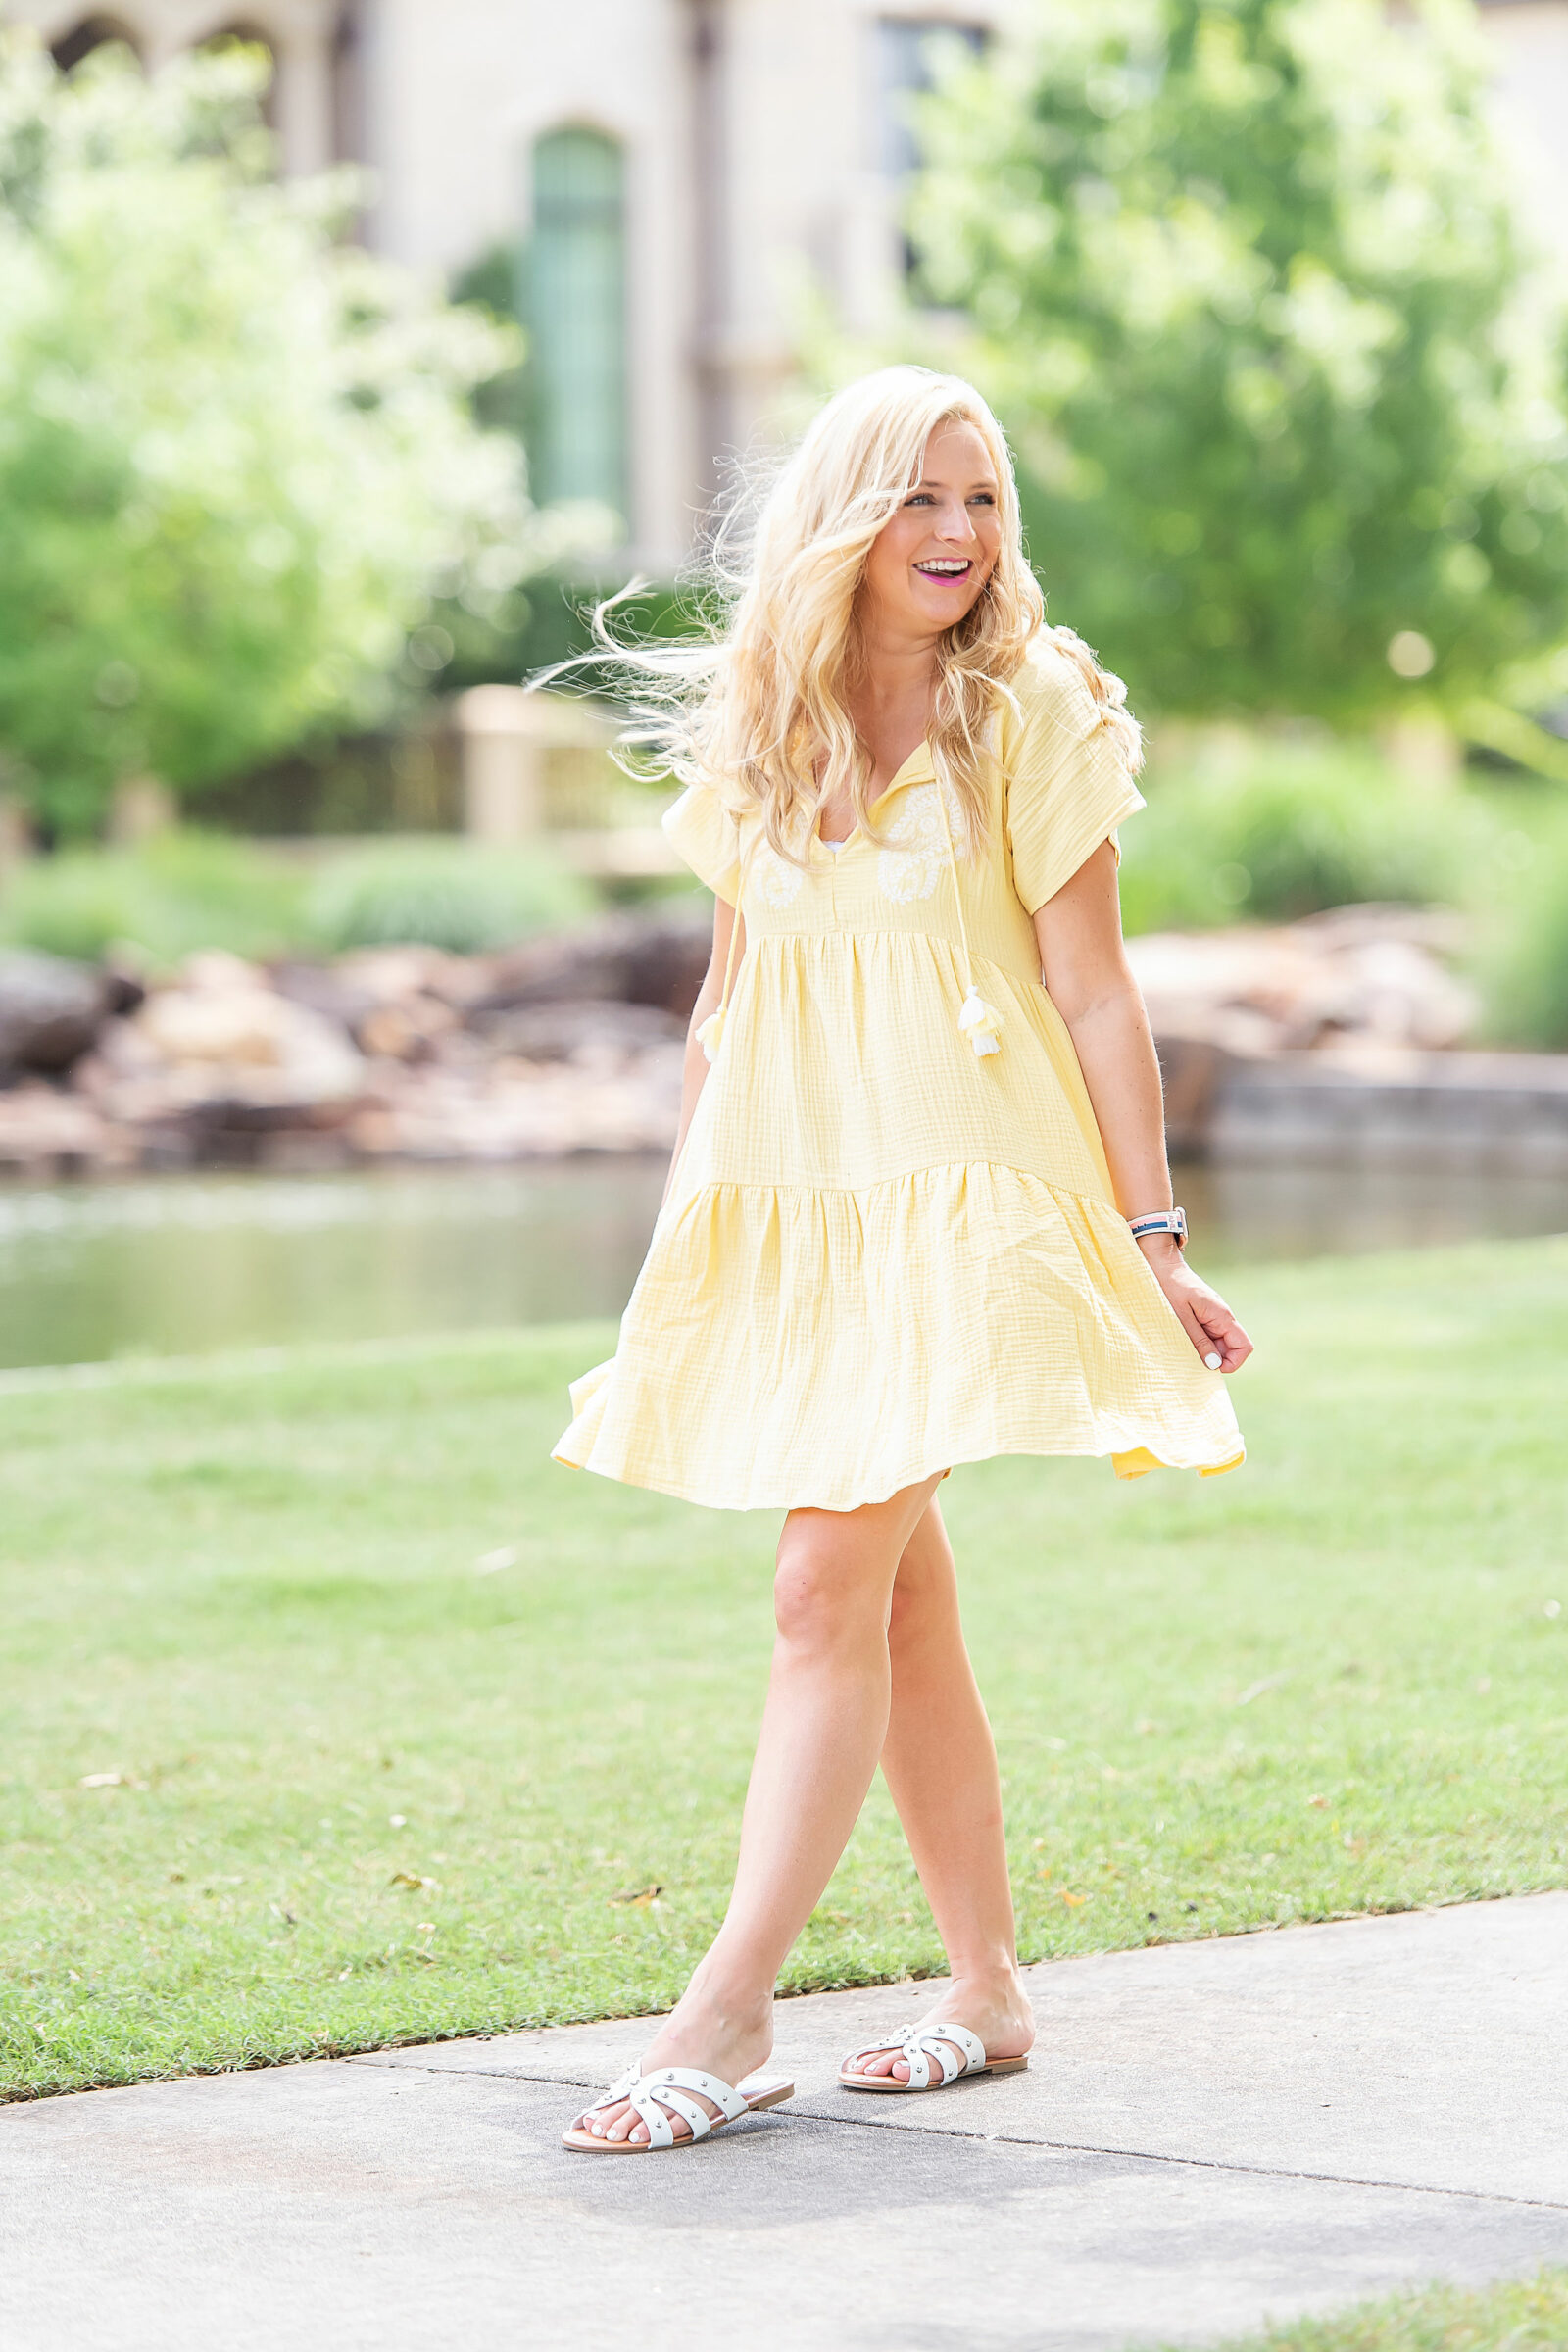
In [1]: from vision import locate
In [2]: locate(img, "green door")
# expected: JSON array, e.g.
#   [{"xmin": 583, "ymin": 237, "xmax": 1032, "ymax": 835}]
[{"xmin": 524, "ymin": 127, "xmax": 628, "ymax": 523}]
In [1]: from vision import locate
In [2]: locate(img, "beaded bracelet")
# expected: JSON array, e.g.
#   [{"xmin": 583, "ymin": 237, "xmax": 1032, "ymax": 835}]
[{"xmin": 1127, "ymin": 1207, "xmax": 1188, "ymax": 1249}]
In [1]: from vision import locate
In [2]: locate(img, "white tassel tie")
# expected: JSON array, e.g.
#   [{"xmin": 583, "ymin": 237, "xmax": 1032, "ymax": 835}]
[
  {"xmin": 957, "ymin": 987, "xmax": 1004, "ymax": 1057},
  {"xmin": 696, "ymin": 1004, "xmax": 727, "ymax": 1063},
  {"xmin": 930, "ymin": 767, "xmax": 1004, "ymax": 1062},
  {"xmin": 698, "ymin": 855, "xmax": 750, "ymax": 1065}
]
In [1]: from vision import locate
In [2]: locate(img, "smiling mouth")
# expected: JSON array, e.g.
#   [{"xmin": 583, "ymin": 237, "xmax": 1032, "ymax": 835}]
[{"xmin": 914, "ymin": 559, "xmax": 974, "ymax": 581}]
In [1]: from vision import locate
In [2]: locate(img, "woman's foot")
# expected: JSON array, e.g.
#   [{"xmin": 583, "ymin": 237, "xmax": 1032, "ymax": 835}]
[
  {"xmin": 573, "ymin": 1984, "xmax": 775, "ymax": 2146},
  {"xmin": 842, "ymin": 1971, "xmax": 1035, "ymax": 2084}
]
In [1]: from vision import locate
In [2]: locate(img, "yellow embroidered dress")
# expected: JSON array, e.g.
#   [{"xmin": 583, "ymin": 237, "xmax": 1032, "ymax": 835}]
[{"xmin": 554, "ymin": 634, "xmax": 1245, "ymax": 1511}]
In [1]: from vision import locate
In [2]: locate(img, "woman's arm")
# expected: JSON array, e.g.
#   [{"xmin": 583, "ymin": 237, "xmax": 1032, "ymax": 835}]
[
  {"xmin": 662, "ymin": 896, "xmax": 744, "ymax": 1208},
  {"xmin": 1031, "ymin": 842, "xmax": 1252, "ymax": 1374}
]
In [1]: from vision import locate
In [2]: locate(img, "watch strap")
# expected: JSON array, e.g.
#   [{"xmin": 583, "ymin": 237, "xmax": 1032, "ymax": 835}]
[{"xmin": 1128, "ymin": 1207, "xmax": 1188, "ymax": 1248}]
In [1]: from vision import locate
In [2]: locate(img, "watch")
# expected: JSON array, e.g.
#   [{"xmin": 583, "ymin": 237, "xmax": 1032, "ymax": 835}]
[{"xmin": 1127, "ymin": 1207, "xmax": 1188, "ymax": 1249}]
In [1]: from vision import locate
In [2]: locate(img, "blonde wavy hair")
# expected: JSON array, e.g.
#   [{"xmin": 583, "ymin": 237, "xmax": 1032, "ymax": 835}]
[{"xmin": 575, "ymin": 366, "xmax": 1138, "ymax": 863}]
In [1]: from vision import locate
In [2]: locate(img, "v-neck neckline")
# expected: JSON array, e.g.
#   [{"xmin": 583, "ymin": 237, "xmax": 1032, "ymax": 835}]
[{"xmin": 811, "ymin": 740, "xmax": 932, "ymax": 854}]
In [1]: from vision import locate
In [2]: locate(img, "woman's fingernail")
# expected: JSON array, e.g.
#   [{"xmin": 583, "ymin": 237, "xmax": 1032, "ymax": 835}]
[{"xmin": 1204, "ymin": 1351, "xmax": 1222, "ymax": 1370}]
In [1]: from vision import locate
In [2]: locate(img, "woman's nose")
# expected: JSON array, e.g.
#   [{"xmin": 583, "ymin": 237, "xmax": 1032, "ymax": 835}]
[{"xmin": 935, "ymin": 498, "xmax": 976, "ymax": 542}]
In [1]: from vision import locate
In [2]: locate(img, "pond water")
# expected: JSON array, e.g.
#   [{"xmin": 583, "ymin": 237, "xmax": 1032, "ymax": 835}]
[{"xmin": 0, "ymin": 1157, "xmax": 1563, "ymax": 1373}]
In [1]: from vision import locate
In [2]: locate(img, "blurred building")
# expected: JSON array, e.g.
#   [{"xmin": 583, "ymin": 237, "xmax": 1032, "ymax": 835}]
[
  {"xmin": 12, "ymin": 1, "xmax": 1568, "ymax": 570},
  {"xmin": 1478, "ymin": 1, "xmax": 1568, "ymax": 251}
]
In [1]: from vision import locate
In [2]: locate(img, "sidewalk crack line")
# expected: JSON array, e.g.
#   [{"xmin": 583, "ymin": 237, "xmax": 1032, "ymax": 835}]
[{"xmin": 345, "ymin": 2059, "xmax": 1567, "ymax": 2210}]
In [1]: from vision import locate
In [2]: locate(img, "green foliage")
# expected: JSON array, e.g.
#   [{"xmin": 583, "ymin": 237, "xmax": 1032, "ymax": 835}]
[
  {"xmin": 304, "ymin": 837, "xmax": 594, "ymax": 954},
  {"xmin": 2, "ymin": 1237, "xmax": 1567, "ymax": 2094},
  {"xmin": 1471, "ymin": 812, "xmax": 1568, "ymax": 1049},
  {"xmin": 1118, "ymin": 741, "xmax": 1493, "ymax": 930},
  {"xmin": 1164, "ymin": 2266, "xmax": 1568, "ymax": 2352},
  {"xmin": 908, "ymin": 0, "xmax": 1568, "ymax": 719},
  {"xmin": 0, "ymin": 831, "xmax": 594, "ymax": 964},
  {"xmin": 450, "ymin": 238, "xmax": 529, "ymax": 442},
  {"xmin": 0, "ymin": 832, "xmax": 307, "ymax": 963},
  {"xmin": 0, "ymin": 36, "xmax": 572, "ymax": 834},
  {"xmin": 433, "ymin": 557, "xmax": 704, "ymax": 700}
]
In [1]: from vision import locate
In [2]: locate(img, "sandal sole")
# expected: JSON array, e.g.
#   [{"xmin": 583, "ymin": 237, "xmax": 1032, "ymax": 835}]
[{"xmin": 838, "ymin": 2057, "xmax": 1030, "ymax": 2092}]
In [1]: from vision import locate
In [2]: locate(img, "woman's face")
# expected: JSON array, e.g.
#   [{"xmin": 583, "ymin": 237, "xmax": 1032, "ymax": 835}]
[{"xmin": 859, "ymin": 419, "xmax": 1003, "ymax": 642}]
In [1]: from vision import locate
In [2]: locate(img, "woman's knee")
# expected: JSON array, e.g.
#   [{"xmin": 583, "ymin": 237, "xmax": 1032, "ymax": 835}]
[{"xmin": 772, "ymin": 1526, "xmax": 887, "ymax": 1654}]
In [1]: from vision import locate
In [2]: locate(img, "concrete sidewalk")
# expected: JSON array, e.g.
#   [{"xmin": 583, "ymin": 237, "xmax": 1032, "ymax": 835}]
[{"xmin": 3, "ymin": 1894, "xmax": 1565, "ymax": 2352}]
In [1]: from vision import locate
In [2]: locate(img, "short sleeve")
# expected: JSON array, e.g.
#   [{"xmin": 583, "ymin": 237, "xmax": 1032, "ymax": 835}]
[
  {"xmin": 1004, "ymin": 642, "xmax": 1146, "ymax": 916},
  {"xmin": 662, "ymin": 782, "xmax": 743, "ymax": 905}
]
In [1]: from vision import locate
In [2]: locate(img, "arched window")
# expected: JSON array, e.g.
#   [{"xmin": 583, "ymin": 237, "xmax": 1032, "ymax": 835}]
[
  {"xmin": 50, "ymin": 16, "xmax": 142, "ymax": 71},
  {"xmin": 198, "ymin": 21, "xmax": 278, "ymax": 128},
  {"xmin": 525, "ymin": 126, "xmax": 627, "ymax": 521}
]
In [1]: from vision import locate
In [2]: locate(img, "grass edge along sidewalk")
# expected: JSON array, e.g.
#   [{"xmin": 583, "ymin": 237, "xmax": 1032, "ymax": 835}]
[
  {"xmin": 1146, "ymin": 2266, "xmax": 1568, "ymax": 2352},
  {"xmin": 2, "ymin": 1235, "xmax": 1565, "ymax": 2099}
]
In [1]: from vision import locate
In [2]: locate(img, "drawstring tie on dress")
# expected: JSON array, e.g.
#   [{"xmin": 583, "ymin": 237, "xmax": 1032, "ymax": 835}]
[
  {"xmin": 696, "ymin": 829, "xmax": 751, "ymax": 1062},
  {"xmin": 933, "ymin": 777, "xmax": 1004, "ymax": 1057},
  {"xmin": 696, "ymin": 900, "xmax": 740, "ymax": 1062}
]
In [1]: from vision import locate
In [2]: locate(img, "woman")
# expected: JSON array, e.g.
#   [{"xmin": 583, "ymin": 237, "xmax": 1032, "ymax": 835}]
[{"xmin": 554, "ymin": 367, "xmax": 1250, "ymax": 2154}]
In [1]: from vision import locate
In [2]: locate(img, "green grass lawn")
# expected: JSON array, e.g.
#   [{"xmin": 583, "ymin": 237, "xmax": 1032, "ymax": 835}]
[
  {"xmin": 2, "ymin": 1236, "xmax": 1565, "ymax": 2099},
  {"xmin": 1152, "ymin": 2268, "xmax": 1568, "ymax": 2352}
]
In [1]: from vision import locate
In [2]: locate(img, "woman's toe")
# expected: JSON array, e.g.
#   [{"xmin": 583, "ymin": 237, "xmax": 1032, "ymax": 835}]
[{"xmin": 843, "ymin": 2042, "xmax": 909, "ymax": 2080}]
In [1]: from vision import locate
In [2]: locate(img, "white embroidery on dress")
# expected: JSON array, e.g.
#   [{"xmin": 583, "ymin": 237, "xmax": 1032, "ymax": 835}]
[
  {"xmin": 876, "ymin": 778, "xmax": 971, "ymax": 904},
  {"xmin": 751, "ymin": 834, "xmax": 806, "ymax": 908}
]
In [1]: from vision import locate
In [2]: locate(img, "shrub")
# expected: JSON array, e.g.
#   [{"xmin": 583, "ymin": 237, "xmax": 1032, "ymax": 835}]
[
  {"xmin": 1118, "ymin": 743, "xmax": 1492, "ymax": 933},
  {"xmin": 304, "ymin": 838, "xmax": 593, "ymax": 955},
  {"xmin": 0, "ymin": 832, "xmax": 306, "ymax": 964},
  {"xmin": 0, "ymin": 831, "xmax": 596, "ymax": 966},
  {"xmin": 1472, "ymin": 818, "xmax": 1568, "ymax": 1050}
]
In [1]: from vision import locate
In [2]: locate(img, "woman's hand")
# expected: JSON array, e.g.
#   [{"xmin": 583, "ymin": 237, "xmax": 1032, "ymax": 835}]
[{"xmin": 1137, "ymin": 1235, "xmax": 1252, "ymax": 1374}]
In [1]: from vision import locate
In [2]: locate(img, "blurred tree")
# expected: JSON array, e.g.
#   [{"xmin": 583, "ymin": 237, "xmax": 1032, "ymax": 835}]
[
  {"xmin": 908, "ymin": 0, "xmax": 1568, "ymax": 728},
  {"xmin": 0, "ymin": 34, "xmax": 588, "ymax": 836},
  {"xmin": 450, "ymin": 239, "xmax": 529, "ymax": 442}
]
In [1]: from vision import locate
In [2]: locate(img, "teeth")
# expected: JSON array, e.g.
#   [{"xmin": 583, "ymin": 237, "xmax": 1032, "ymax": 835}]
[{"xmin": 917, "ymin": 561, "xmax": 970, "ymax": 575}]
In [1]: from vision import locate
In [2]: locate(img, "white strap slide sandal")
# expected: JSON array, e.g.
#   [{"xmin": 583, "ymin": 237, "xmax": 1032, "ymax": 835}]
[
  {"xmin": 562, "ymin": 2061, "xmax": 796, "ymax": 2153},
  {"xmin": 838, "ymin": 2020, "xmax": 1030, "ymax": 2093}
]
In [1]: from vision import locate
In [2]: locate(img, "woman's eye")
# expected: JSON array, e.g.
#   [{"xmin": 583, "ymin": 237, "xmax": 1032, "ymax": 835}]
[
  {"xmin": 969, "ymin": 492, "xmax": 996, "ymax": 507},
  {"xmin": 906, "ymin": 492, "xmax": 934, "ymax": 507}
]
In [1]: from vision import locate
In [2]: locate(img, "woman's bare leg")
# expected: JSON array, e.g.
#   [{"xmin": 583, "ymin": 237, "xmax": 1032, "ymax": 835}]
[
  {"xmin": 581, "ymin": 1472, "xmax": 944, "ymax": 2143},
  {"xmin": 850, "ymin": 1494, "xmax": 1035, "ymax": 2081}
]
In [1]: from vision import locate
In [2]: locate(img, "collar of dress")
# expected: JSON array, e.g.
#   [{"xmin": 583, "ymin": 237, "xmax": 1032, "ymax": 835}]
[{"xmin": 805, "ymin": 741, "xmax": 935, "ymax": 855}]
